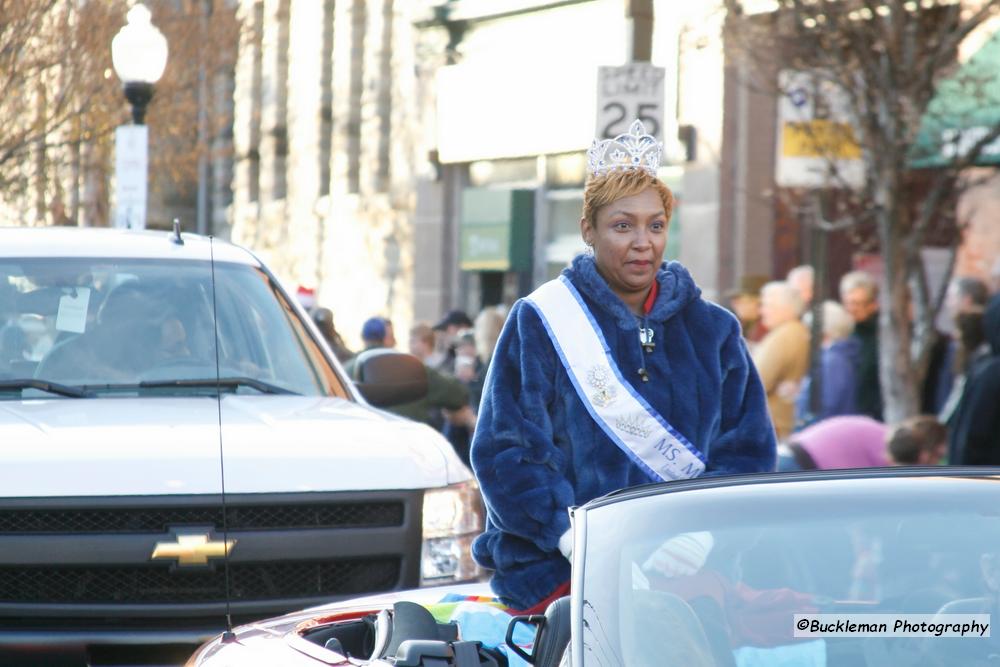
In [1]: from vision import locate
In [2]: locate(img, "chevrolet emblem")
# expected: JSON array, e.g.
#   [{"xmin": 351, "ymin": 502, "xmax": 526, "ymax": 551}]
[{"xmin": 151, "ymin": 533, "xmax": 236, "ymax": 566}]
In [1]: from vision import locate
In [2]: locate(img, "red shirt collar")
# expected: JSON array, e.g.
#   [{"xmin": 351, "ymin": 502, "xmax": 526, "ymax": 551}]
[{"xmin": 642, "ymin": 280, "xmax": 659, "ymax": 316}]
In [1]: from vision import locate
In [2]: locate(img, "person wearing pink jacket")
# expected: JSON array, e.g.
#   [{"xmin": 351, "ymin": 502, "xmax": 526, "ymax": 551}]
[{"xmin": 778, "ymin": 415, "xmax": 888, "ymax": 471}]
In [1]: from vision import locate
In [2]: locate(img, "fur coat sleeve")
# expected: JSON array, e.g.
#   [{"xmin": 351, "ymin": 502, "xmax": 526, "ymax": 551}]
[
  {"xmin": 707, "ymin": 314, "xmax": 779, "ymax": 476},
  {"xmin": 470, "ymin": 301, "xmax": 575, "ymax": 608},
  {"xmin": 471, "ymin": 300, "xmax": 575, "ymax": 550}
]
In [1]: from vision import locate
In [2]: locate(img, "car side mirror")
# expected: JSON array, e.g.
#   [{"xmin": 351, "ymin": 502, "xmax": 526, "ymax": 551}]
[{"xmin": 352, "ymin": 349, "xmax": 429, "ymax": 407}]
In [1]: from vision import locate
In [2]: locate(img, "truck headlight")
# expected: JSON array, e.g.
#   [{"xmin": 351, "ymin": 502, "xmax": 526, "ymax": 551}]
[{"xmin": 421, "ymin": 481, "xmax": 484, "ymax": 584}]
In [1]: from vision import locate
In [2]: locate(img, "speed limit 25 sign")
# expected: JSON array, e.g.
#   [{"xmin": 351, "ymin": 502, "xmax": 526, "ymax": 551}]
[{"xmin": 596, "ymin": 64, "xmax": 666, "ymax": 141}]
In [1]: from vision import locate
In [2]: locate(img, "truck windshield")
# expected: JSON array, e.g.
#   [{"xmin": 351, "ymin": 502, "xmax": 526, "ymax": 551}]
[{"xmin": 0, "ymin": 258, "xmax": 346, "ymax": 398}]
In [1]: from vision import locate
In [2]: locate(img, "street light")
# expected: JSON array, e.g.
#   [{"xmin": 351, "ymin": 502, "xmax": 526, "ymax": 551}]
[
  {"xmin": 111, "ymin": 4, "xmax": 168, "ymax": 124},
  {"xmin": 110, "ymin": 4, "xmax": 168, "ymax": 230}
]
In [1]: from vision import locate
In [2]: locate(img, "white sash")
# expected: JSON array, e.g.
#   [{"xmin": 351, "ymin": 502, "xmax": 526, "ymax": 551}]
[{"xmin": 525, "ymin": 276, "xmax": 706, "ymax": 481}]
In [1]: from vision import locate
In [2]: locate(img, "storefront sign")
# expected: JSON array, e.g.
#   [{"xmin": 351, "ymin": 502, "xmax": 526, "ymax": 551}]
[{"xmin": 460, "ymin": 188, "xmax": 534, "ymax": 272}]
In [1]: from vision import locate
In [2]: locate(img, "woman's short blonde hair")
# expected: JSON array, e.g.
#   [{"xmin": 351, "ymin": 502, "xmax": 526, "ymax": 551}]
[{"xmin": 581, "ymin": 169, "xmax": 674, "ymax": 228}]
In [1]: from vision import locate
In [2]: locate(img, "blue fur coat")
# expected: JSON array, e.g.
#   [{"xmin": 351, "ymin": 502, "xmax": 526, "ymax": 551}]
[{"xmin": 470, "ymin": 255, "xmax": 776, "ymax": 609}]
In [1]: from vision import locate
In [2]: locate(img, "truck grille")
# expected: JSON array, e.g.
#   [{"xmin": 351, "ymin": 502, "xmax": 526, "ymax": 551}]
[
  {"xmin": 0, "ymin": 492, "xmax": 423, "ymax": 614},
  {"xmin": 0, "ymin": 502, "xmax": 404, "ymax": 533},
  {"xmin": 0, "ymin": 558, "xmax": 401, "ymax": 604}
]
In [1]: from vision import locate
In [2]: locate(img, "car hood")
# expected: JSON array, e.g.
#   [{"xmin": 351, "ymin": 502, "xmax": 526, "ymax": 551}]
[{"xmin": 0, "ymin": 396, "xmax": 470, "ymax": 497}]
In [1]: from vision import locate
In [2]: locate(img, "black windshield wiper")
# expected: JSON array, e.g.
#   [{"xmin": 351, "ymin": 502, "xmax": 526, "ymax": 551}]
[
  {"xmin": 0, "ymin": 379, "xmax": 91, "ymax": 398},
  {"xmin": 137, "ymin": 377, "xmax": 297, "ymax": 395}
]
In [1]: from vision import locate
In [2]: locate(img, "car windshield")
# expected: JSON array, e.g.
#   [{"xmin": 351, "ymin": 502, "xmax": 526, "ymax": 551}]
[
  {"xmin": 581, "ymin": 476, "xmax": 1000, "ymax": 667},
  {"xmin": 0, "ymin": 257, "xmax": 346, "ymax": 398}
]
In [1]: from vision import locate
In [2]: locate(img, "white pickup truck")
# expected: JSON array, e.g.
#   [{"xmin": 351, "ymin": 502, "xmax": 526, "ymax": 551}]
[{"xmin": 0, "ymin": 227, "xmax": 481, "ymax": 665}]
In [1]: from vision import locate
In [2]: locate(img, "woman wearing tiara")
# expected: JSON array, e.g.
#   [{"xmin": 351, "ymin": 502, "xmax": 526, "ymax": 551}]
[{"xmin": 469, "ymin": 120, "xmax": 776, "ymax": 613}]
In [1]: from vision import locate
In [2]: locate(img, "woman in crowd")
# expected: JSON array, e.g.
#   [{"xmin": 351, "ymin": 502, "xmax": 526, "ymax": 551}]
[
  {"xmin": 795, "ymin": 300, "xmax": 860, "ymax": 427},
  {"xmin": 752, "ymin": 281, "xmax": 810, "ymax": 440}
]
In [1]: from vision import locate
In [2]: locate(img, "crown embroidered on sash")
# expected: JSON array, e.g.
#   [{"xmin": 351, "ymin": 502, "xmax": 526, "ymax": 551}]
[
  {"xmin": 615, "ymin": 412, "xmax": 654, "ymax": 439},
  {"xmin": 587, "ymin": 119, "xmax": 663, "ymax": 177}
]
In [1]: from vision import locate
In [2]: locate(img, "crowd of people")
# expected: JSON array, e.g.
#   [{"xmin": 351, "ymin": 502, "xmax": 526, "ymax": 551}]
[
  {"xmin": 298, "ymin": 288, "xmax": 507, "ymax": 469},
  {"xmin": 726, "ymin": 262, "xmax": 1000, "ymax": 469},
  {"xmin": 298, "ymin": 256, "xmax": 999, "ymax": 477}
]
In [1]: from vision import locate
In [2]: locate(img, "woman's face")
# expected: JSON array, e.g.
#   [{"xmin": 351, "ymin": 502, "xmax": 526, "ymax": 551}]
[{"xmin": 581, "ymin": 187, "xmax": 668, "ymax": 299}]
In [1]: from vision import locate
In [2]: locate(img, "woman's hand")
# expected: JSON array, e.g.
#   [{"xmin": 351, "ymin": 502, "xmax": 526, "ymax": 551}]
[{"xmin": 558, "ymin": 528, "xmax": 573, "ymax": 561}]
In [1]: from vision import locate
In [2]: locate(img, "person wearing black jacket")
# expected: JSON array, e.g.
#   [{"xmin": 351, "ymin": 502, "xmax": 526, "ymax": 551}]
[
  {"xmin": 949, "ymin": 294, "xmax": 1000, "ymax": 465},
  {"xmin": 840, "ymin": 271, "xmax": 882, "ymax": 420}
]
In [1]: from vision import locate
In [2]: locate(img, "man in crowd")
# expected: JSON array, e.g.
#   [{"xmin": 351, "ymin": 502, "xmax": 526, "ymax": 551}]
[
  {"xmin": 343, "ymin": 318, "xmax": 469, "ymax": 436},
  {"xmin": 840, "ymin": 271, "xmax": 882, "ymax": 420},
  {"xmin": 786, "ymin": 265, "xmax": 815, "ymax": 314},
  {"xmin": 357, "ymin": 316, "xmax": 396, "ymax": 351},
  {"xmin": 432, "ymin": 309, "xmax": 473, "ymax": 374},
  {"xmin": 389, "ymin": 321, "xmax": 471, "ymax": 435},
  {"xmin": 885, "ymin": 415, "xmax": 947, "ymax": 466},
  {"xmin": 949, "ymin": 293, "xmax": 1000, "ymax": 465},
  {"xmin": 342, "ymin": 316, "xmax": 393, "ymax": 375}
]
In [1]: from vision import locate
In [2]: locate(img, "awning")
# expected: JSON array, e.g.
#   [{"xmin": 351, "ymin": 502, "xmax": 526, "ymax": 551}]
[{"xmin": 910, "ymin": 31, "xmax": 1000, "ymax": 168}]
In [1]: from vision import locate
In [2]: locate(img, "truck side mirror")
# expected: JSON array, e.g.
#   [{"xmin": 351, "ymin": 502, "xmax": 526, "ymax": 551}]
[{"xmin": 352, "ymin": 349, "xmax": 429, "ymax": 407}]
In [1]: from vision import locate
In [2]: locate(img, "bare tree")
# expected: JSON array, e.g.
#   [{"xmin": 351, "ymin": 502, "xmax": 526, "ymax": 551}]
[
  {"xmin": 0, "ymin": 0, "xmax": 239, "ymax": 227},
  {"xmin": 725, "ymin": 0, "xmax": 1000, "ymax": 423},
  {"xmin": 144, "ymin": 0, "xmax": 240, "ymax": 222},
  {"xmin": 0, "ymin": 0, "xmax": 123, "ymax": 222}
]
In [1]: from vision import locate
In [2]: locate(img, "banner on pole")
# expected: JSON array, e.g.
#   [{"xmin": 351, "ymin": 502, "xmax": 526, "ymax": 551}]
[{"xmin": 114, "ymin": 125, "xmax": 148, "ymax": 230}]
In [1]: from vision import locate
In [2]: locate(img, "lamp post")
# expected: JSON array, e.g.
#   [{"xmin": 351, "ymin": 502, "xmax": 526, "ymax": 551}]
[{"xmin": 110, "ymin": 4, "xmax": 168, "ymax": 229}]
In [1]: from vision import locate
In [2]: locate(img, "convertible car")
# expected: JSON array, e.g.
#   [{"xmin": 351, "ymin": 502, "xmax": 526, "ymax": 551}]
[{"xmin": 188, "ymin": 467, "xmax": 1000, "ymax": 666}]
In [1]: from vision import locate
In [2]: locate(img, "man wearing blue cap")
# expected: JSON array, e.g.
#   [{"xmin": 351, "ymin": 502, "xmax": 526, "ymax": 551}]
[
  {"xmin": 360, "ymin": 316, "xmax": 396, "ymax": 350},
  {"xmin": 350, "ymin": 316, "xmax": 468, "ymax": 434}
]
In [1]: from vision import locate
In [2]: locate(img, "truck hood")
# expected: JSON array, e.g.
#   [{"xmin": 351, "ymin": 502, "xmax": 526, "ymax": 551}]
[{"xmin": 0, "ymin": 396, "xmax": 471, "ymax": 497}]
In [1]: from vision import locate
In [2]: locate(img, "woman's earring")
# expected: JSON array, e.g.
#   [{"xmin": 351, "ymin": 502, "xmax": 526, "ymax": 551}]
[{"xmin": 585, "ymin": 242, "xmax": 594, "ymax": 256}]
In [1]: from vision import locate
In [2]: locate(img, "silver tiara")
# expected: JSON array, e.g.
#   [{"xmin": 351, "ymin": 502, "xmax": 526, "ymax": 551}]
[{"xmin": 587, "ymin": 119, "xmax": 663, "ymax": 177}]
